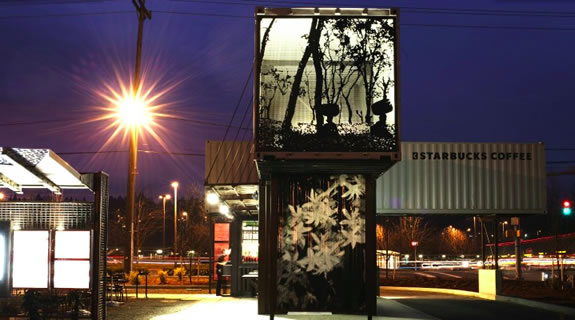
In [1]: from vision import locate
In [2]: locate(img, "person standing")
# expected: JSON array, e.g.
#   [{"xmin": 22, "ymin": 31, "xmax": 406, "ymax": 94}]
[{"xmin": 216, "ymin": 255, "xmax": 225, "ymax": 296}]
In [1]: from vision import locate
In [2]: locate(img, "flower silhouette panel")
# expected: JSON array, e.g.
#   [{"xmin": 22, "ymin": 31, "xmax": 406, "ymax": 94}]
[{"xmin": 276, "ymin": 174, "xmax": 367, "ymax": 313}]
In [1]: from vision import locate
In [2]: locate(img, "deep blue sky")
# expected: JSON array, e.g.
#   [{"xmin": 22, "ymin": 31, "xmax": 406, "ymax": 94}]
[{"xmin": 1, "ymin": 0, "xmax": 574, "ymax": 196}]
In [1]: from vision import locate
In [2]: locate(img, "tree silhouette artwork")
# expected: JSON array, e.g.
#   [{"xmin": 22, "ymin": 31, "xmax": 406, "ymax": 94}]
[{"xmin": 257, "ymin": 15, "xmax": 398, "ymax": 153}]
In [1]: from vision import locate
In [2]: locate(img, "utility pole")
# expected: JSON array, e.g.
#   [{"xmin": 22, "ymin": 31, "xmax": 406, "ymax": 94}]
[
  {"xmin": 511, "ymin": 217, "xmax": 522, "ymax": 280},
  {"xmin": 125, "ymin": 0, "xmax": 152, "ymax": 275}
]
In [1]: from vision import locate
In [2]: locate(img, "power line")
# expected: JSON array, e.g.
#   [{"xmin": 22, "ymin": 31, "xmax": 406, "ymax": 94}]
[
  {"xmin": 3, "ymin": 7, "xmax": 575, "ymax": 32},
  {"xmin": 0, "ymin": 0, "xmax": 117, "ymax": 6},
  {"xmin": 403, "ymin": 23, "xmax": 575, "ymax": 32},
  {"xmin": 153, "ymin": 10, "xmax": 575, "ymax": 32},
  {"xmin": 0, "ymin": 116, "xmax": 251, "ymax": 130},
  {"xmin": 205, "ymin": 66, "xmax": 254, "ymax": 182},
  {"xmin": 547, "ymin": 160, "xmax": 575, "ymax": 165},
  {"xmin": 545, "ymin": 148, "xmax": 575, "ymax": 151},
  {"xmin": 154, "ymin": 9, "xmax": 249, "ymax": 19},
  {"xmin": 0, "ymin": 119, "xmax": 77, "ymax": 126},
  {"xmin": 58, "ymin": 149, "xmax": 205, "ymax": 156},
  {"xmin": 0, "ymin": 10, "xmax": 132, "ymax": 19},
  {"xmin": 168, "ymin": 116, "xmax": 251, "ymax": 130},
  {"xmin": 173, "ymin": 0, "xmax": 575, "ymax": 17}
]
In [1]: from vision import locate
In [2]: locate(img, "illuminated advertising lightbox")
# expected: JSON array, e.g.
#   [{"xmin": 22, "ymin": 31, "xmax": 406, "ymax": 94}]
[
  {"xmin": 54, "ymin": 231, "xmax": 91, "ymax": 289},
  {"xmin": 213, "ymin": 223, "xmax": 230, "ymax": 280},
  {"xmin": 12, "ymin": 231, "xmax": 49, "ymax": 288},
  {"xmin": 255, "ymin": 8, "xmax": 399, "ymax": 156},
  {"xmin": 0, "ymin": 221, "xmax": 9, "ymax": 297}
]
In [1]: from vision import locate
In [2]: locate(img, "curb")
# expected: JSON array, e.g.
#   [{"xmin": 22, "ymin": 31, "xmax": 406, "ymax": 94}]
[
  {"xmin": 381, "ymin": 286, "xmax": 575, "ymax": 317},
  {"xmin": 381, "ymin": 286, "xmax": 491, "ymax": 300}
]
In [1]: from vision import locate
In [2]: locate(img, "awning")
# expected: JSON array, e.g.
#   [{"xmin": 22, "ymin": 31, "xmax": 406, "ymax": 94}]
[
  {"xmin": 0, "ymin": 147, "xmax": 89, "ymax": 194},
  {"xmin": 205, "ymin": 141, "xmax": 259, "ymax": 216},
  {"xmin": 207, "ymin": 184, "xmax": 259, "ymax": 216}
]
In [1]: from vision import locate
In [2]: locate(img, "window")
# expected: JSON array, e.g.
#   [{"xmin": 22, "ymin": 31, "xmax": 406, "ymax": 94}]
[
  {"xmin": 12, "ymin": 231, "xmax": 49, "ymax": 288},
  {"xmin": 0, "ymin": 234, "xmax": 5, "ymax": 282},
  {"xmin": 241, "ymin": 221, "xmax": 258, "ymax": 263},
  {"xmin": 54, "ymin": 231, "xmax": 91, "ymax": 289}
]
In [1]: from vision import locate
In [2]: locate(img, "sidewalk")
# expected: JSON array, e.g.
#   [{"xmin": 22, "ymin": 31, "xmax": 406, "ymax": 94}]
[
  {"xmin": 106, "ymin": 287, "xmax": 575, "ymax": 320},
  {"xmin": 109, "ymin": 294, "xmax": 430, "ymax": 320}
]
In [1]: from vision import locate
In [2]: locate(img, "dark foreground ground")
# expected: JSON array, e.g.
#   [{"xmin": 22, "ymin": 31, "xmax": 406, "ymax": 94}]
[{"xmin": 105, "ymin": 290, "xmax": 575, "ymax": 320}]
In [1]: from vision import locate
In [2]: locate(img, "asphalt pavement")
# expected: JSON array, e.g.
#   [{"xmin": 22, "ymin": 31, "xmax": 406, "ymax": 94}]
[
  {"xmin": 384, "ymin": 269, "xmax": 573, "ymax": 281},
  {"xmin": 105, "ymin": 289, "xmax": 575, "ymax": 320}
]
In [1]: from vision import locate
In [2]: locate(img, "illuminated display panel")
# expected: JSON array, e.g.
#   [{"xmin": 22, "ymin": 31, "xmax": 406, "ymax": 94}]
[
  {"xmin": 55, "ymin": 231, "xmax": 90, "ymax": 259},
  {"xmin": 214, "ymin": 223, "xmax": 229, "ymax": 241},
  {"xmin": 13, "ymin": 231, "xmax": 49, "ymax": 288},
  {"xmin": 0, "ymin": 235, "xmax": 4, "ymax": 282},
  {"xmin": 54, "ymin": 261, "xmax": 90, "ymax": 289},
  {"xmin": 256, "ymin": 13, "xmax": 398, "ymax": 154},
  {"xmin": 213, "ymin": 223, "xmax": 230, "ymax": 280},
  {"xmin": 241, "ymin": 221, "xmax": 258, "ymax": 263},
  {"xmin": 54, "ymin": 231, "xmax": 90, "ymax": 289}
]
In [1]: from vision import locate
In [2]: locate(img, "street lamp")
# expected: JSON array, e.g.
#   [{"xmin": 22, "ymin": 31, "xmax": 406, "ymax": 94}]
[
  {"xmin": 0, "ymin": 193, "xmax": 4, "ymax": 201},
  {"xmin": 171, "ymin": 181, "xmax": 179, "ymax": 255},
  {"xmin": 110, "ymin": 90, "xmax": 153, "ymax": 274},
  {"xmin": 159, "ymin": 194, "xmax": 171, "ymax": 250},
  {"xmin": 410, "ymin": 241, "xmax": 418, "ymax": 270}
]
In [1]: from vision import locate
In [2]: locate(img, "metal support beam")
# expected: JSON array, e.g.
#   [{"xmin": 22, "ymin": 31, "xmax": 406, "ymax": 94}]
[
  {"xmin": 3, "ymin": 148, "xmax": 61, "ymax": 194},
  {"xmin": 0, "ymin": 172, "xmax": 22, "ymax": 194}
]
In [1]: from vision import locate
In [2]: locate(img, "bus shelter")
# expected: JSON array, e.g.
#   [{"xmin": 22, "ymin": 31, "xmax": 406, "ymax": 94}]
[{"xmin": 0, "ymin": 147, "xmax": 108, "ymax": 320}]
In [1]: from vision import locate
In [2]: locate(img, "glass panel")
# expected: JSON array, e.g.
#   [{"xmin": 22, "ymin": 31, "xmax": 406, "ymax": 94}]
[
  {"xmin": 241, "ymin": 221, "xmax": 258, "ymax": 263},
  {"xmin": 54, "ymin": 260, "xmax": 90, "ymax": 289},
  {"xmin": 257, "ymin": 16, "xmax": 398, "ymax": 153},
  {"xmin": 214, "ymin": 223, "xmax": 229, "ymax": 241},
  {"xmin": 55, "ymin": 231, "xmax": 90, "ymax": 259},
  {"xmin": 12, "ymin": 231, "xmax": 49, "ymax": 288},
  {"xmin": 0, "ymin": 234, "xmax": 4, "ymax": 282}
]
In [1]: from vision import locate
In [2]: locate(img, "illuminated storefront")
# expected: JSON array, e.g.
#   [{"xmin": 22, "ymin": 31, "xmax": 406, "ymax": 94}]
[
  {"xmin": 205, "ymin": 141, "xmax": 259, "ymax": 296},
  {"xmin": 0, "ymin": 147, "xmax": 108, "ymax": 320}
]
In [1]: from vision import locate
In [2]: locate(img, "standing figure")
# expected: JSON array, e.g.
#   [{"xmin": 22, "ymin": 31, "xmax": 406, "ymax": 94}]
[{"xmin": 216, "ymin": 255, "xmax": 225, "ymax": 296}]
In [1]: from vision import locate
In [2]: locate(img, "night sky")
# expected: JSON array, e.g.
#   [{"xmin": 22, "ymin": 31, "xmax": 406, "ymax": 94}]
[{"xmin": 1, "ymin": 0, "xmax": 574, "ymax": 197}]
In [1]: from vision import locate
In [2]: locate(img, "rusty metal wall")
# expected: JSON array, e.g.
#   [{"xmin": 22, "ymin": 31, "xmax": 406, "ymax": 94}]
[
  {"xmin": 377, "ymin": 142, "xmax": 546, "ymax": 215},
  {"xmin": 205, "ymin": 141, "xmax": 259, "ymax": 185}
]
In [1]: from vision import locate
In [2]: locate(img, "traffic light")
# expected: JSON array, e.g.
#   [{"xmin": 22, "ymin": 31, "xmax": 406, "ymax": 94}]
[{"xmin": 563, "ymin": 200, "xmax": 572, "ymax": 216}]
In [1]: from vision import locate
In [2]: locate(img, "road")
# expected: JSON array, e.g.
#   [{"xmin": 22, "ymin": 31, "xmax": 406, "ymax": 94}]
[
  {"xmin": 381, "ymin": 268, "xmax": 574, "ymax": 282},
  {"xmin": 379, "ymin": 290, "xmax": 575, "ymax": 320}
]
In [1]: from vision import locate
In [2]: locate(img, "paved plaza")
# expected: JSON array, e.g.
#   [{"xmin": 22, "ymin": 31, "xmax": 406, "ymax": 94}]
[{"xmin": 106, "ymin": 290, "xmax": 575, "ymax": 320}]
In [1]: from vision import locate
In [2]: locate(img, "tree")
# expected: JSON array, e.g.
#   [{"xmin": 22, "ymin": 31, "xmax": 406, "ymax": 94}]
[
  {"xmin": 178, "ymin": 184, "xmax": 210, "ymax": 255},
  {"xmin": 133, "ymin": 193, "xmax": 162, "ymax": 255},
  {"xmin": 319, "ymin": 19, "xmax": 361, "ymax": 124},
  {"xmin": 333, "ymin": 18, "xmax": 394, "ymax": 124},
  {"xmin": 376, "ymin": 223, "xmax": 385, "ymax": 250},
  {"xmin": 107, "ymin": 196, "xmax": 128, "ymax": 252},
  {"xmin": 388, "ymin": 217, "xmax": 433, "ymax": 254},
  {"xmin": 440, "ymin": 226, "xmax": 469, "ymax": 254},
  {"xmin": 283, "ymin": 17, "xmax": 323, "ymax": 131}
]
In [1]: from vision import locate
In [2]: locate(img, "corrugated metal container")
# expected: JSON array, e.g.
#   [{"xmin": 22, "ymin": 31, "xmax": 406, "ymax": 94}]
[
  {"xmin": 205, "ymin": 141, "xmax": 259, "ymax": 185},
  {"xmin": 377, "ymin": 142, "xmax": 546, "ymax": 215}
]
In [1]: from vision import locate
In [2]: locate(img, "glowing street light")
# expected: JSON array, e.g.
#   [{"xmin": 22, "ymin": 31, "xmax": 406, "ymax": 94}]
[
  {"xmin": 172, "ymin": 181, "xmax": 179, "ymax": 255},
  {"xmin": 159, "ymin": 194, "xmax": 171, "ymax": 250},
  {"xmin": 110, "ymin": 88, "xmax": 154, "ymax": 274},
  {"xmin": 0, "ymin": 193, "xmax": 4, "ymax": 201}
]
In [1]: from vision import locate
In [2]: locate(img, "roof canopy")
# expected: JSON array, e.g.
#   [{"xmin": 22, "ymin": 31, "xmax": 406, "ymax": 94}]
[
  {"xmin": 205, "ymin": 141, "xmax": 259, "ymax": 216},
  {"xmin": 0, "ymin": 147, "xmax": 90, "ymax": 194}
]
